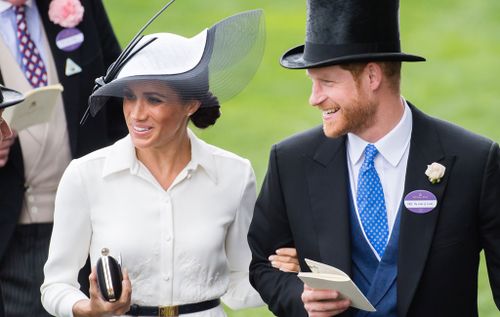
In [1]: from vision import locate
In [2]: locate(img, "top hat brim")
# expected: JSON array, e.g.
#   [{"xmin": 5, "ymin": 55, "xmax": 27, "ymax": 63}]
[
  {"xmin": 280, "ymin": 45, "xmax": 425, "ymax": 69},
  {"xmin": 0, "ymin": 86, "xmax": 24, "ymax": 109}
]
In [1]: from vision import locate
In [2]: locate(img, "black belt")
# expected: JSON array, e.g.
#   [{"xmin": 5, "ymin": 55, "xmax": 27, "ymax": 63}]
[{"xmin": 126, "ymin": 298, "xmax": 220, "ymax": 316}]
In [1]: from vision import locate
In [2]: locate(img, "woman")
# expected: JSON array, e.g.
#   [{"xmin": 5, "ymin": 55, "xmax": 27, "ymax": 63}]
[{"xmin": 41, "ymin": 9, "xmax": 297, "ymax": 317}]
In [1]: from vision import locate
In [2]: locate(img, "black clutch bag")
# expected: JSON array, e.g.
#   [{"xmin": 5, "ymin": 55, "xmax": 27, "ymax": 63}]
[{"xmin": 96, "ymin": 248, "xmax": 123, "ymax": 302}]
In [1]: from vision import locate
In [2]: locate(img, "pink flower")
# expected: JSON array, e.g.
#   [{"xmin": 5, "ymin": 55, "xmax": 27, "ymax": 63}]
[{"xmin": 48, "ymin": 0, "xmax": 84, "ymax": 28}]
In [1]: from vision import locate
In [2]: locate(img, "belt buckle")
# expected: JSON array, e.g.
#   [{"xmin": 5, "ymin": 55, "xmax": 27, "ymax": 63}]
[{"xmin": 158, "ymin": 305, "xmax": 179, "ymax": 317}]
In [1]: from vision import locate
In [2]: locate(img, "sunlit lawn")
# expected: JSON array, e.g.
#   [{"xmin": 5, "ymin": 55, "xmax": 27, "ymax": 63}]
[{"xmin": 103, "ymin": 0, "xmax": 499, "ymax": 315}]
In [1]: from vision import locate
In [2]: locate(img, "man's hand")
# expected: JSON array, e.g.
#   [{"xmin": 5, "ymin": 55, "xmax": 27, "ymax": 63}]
[
  {"xmin": 0, "ymin": 131, "xmax": 16, "ymax": 167},
  {"xmin": 301, "ymin": 284, "xmax": 351, "ymax": 317},
  {"xmin": 269, "ymin": 247, "xmax": 300, "ymax": 273}
]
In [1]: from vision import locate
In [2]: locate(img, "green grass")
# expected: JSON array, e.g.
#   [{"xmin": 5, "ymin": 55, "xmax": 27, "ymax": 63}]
[{"xmin": 103, "ymin": 1, "xmax": 499, "ymax": 315}]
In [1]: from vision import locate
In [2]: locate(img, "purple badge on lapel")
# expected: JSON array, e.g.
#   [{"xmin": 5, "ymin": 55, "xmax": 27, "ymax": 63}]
[
  {"xmin": 404, "ymin": 190, "xmax": 437, "ymax": 214},
  {"xmin": 56, "ymin": 28, "xmax": 84, "ymax": 52}
]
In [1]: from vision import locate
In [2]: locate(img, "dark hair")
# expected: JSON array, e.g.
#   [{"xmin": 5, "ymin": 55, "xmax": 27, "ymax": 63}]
[
  {"xmin": 187, "ymin": 92, "xmax": 221, "ymax": 129},
  {"xmin": 162, "ymin": 79, "xmax": 222, "ymax": 129}
]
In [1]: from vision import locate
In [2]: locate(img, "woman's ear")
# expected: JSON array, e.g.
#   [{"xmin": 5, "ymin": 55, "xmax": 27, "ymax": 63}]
[{"xmin": 186, "ymin": 100, "xmax": 201, "ymax": 116}]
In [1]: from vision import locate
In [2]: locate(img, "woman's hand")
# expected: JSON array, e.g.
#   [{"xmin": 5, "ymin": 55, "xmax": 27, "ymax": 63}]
[
  {"xmin": 268, "ymin": 247, "xmax": 300, "ymax": 273},
  {"xmin": 72, "ymin": 267, "xmax": 132, "ymax": 317}
]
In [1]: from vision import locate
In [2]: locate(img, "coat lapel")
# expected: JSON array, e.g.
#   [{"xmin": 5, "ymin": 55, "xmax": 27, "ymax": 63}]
[
  {"xmin": 37, "ymin": 0, "xmax": 78, "ymax": 153},
  {"xmin": 397, "ymin": 104, "xmax": 456, "ymax": 316},
  {"xmin": 36, "ymin": 0, "xmax": 90, "ymax": 155},
  {"xmin": 306, "ymin": 135, "xmax": 352, "ymax": 274}
]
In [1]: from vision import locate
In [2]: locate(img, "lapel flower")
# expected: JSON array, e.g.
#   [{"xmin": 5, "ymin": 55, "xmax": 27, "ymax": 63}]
[
  {"xmin": 48, "ymin": 0, "xmax": 84, "ymax": 28},
  {"xmin": 425, "ymin": 162, "xmax": 446, "ymax": 184}
]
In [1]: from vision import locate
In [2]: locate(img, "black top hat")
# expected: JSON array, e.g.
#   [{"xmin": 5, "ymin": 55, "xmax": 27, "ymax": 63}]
[
  {"xmin": 0, "ymin": 85, "xmax": 24, "ymax": 109},
  {"xmin": 281, "ymin": 0, "xmax": 425, "ymax": 69}
]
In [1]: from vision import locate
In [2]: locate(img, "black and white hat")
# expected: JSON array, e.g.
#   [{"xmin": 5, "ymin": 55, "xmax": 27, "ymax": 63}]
[{"xmin": 85, "ymin": 7, "xmax": 265, "ymax": 121}]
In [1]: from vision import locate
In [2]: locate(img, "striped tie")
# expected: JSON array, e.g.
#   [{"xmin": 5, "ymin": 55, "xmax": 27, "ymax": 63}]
[{"xmin": 15, "ymin": 5, "xmax": 48, "ymax": 88}]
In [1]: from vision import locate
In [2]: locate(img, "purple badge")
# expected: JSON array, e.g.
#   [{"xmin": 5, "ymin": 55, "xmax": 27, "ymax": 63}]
[
  {"xmin": 55, "ymin": 28, "xmax": 84, "ymax": 52},
  {"xmin": 404, "ymin": 190, "xmax": 437, "ymax": 214}
]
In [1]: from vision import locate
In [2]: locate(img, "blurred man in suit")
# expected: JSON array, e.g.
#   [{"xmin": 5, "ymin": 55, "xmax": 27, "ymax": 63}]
[
  {"xmin": 248, "ymin": 0, "xmax": 500, "ymax": 316},
  {"xmin": 0, "ymin": 85, "xmax": 24, "ymax": 317},
  {"xmin": 0, "ymin": 0, "xmax": 126, "ymax": 316}
]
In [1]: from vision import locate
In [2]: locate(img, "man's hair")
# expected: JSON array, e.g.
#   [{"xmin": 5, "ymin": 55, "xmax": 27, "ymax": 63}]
[{"xmin": 340, "ymin": 61, "xmax": 401, "ymax": 92}]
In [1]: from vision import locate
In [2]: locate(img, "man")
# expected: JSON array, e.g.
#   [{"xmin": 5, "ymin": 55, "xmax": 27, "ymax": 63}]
[
  {"xmin": 0, "ymin": 0, "xmax": 126, "ymax": 316},
  {"xmin": 0, "ymin": 85, "xmax": 24, "ymax": 317},
  {"xmin": 248, "ymin": 0, "xmax": 500, "ymax": 316}
]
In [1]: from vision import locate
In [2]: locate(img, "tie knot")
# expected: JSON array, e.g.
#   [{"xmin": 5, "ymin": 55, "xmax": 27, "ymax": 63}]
[
  {"xmin": 363, "ymin": 144, "xmax": 379, "ymax": 166},
  {"xmin": 15, "ymin": 5, "xmax": 26, "ymax": 15}
]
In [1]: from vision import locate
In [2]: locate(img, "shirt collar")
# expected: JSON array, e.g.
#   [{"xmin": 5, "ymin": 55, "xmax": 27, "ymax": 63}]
[
  {"xmin": 102, "ymin": 135, "xmax": 137, "ymax": 177},
  {"xmin": 102, "ymin": 129, "xmax": 218, "ymax": 184},
  {"xmin": 347, "ymin": 98, "xmax": 413, "ymax": 167},
  {"xmin": 186, "ymin": 128, "xmax": 218, "ymax": 184},
  {"xmin": 0, "ymin": 0, "xmax": 34, "ymax": 13}
]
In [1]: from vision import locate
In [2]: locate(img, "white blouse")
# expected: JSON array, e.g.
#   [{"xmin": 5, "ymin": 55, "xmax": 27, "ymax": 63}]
[{"xmin": 41, "ymin": 130, "xmax": 263, "ymax": 317}]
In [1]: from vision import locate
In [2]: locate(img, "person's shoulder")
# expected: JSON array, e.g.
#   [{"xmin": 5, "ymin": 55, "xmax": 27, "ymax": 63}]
[
  {"xmin": 416, "ymin": 107, "xmax": 496, "ymax": 152},
  {"xmin": 196, "ymin": 137, "xmax": 252, "ymax": 170}
]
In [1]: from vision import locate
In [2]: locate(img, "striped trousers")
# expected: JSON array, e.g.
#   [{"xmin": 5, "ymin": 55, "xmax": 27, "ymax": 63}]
[{"xmin": 0, "ymin": 223, "xmax": 53, "ymax": 317}]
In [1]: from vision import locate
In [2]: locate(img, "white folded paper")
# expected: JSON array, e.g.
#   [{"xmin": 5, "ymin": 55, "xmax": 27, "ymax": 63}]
[
  {"xmin": 2, "ymin": 84, "xmax": 63, "ymax": 131},
  {"xmin": 298, "ymin": 258, "xmax": 376, "ymax": 312}
]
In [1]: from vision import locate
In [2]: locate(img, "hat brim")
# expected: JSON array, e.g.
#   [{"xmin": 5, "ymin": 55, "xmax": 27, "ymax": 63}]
[
  {"xmin": 280, "ymin": 45, "xmax": 426, "ymax": 69},
  {"xmin": 0, "ymin": 86, "xmax": 24, "ymax": 109}
]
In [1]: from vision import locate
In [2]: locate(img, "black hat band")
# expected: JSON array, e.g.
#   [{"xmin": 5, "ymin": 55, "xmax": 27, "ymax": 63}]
[{"xmin": 303, "ymin": 41, "xmax": 401, "ymax": 64}]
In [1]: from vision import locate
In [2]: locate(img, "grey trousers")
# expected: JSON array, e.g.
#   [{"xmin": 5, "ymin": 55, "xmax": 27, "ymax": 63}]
[{"xmin": 0, "ymin": 223, "xmax": 53, "ymax": 317}]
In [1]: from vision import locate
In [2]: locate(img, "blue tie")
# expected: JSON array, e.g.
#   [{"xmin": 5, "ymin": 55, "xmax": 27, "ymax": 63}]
[{"xmin": 357, "ymin": 144, "xmax": 389, "ymax": 258}]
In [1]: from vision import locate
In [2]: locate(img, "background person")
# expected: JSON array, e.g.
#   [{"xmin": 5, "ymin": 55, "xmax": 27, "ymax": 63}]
[
  {"xmin": 0, "ymin": 84, "xmax": 24, "ymax": 317},
  {"xmin": 248, "ymin": 0, "xmax": 500, "ymax": 316}
]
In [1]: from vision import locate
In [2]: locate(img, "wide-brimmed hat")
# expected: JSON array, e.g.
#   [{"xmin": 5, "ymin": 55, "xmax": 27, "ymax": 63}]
[
  {"xmin": 281, "ymin": 0, "xmax": 425, "ymax": 69},
  {"xmin": 85, "ymin": 9, "xmax": 265, "ymax": 119},
  {"xmin": 0, "ymin": 85, "xmax": 24, "ymax": 109}
]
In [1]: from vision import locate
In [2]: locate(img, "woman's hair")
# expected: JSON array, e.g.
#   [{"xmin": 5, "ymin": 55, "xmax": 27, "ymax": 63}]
[
  {"xmin": 158, "ymin": 79, "xmax": 222, "ymax": 129},
  {"xmin": 189, "ymin": 92, "xmax": 221, "ymax": 129}
]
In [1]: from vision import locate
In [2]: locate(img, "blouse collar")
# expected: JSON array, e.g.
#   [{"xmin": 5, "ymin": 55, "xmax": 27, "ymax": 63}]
[{"xmin": 102, "ymin": 129, "xmax": 218, "ymax": 184}]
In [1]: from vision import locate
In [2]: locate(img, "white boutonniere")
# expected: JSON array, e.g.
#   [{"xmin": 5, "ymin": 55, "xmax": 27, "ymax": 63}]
[
  {"xmin": 48, "ymin": 0, "xmax": 84, "ymax": 28},
  {"xmin": 425, "ymin": 162, "xmax": 446, "ymax": 184}
]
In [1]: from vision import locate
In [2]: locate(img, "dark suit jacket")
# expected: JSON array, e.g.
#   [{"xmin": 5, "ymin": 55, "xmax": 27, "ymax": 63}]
[
  {"xmin": 0, "ymin": 0, "xmax": 126, "ymax": 261},
  {"xmin": 248, "ymin": 104, "xmax": 500, "ymax": 316}
]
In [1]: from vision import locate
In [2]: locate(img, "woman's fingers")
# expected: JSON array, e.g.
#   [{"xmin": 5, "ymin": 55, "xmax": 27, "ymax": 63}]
[
  {"xmin": 269, "ymin": 248, "xmax": 300, "ymax": 272},
  {"xmin": 114, "ymin": 268, "xmax": 132, "ymax": 315}
]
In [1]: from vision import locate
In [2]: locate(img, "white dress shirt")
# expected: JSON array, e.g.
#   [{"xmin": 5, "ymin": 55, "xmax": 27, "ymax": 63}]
[
  {"xmin": 41, "ymin": 130, "xmax": 263, "ymax": 317},
  {"xmin": 347, "ymin": 99, "xmax": 412, "ymax": 260}
]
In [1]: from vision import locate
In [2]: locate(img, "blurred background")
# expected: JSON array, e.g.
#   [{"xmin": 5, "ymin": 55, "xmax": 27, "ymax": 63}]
[{"xmin": 102, "ymin": 0, "xmax": 500, "ymax": 316}]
